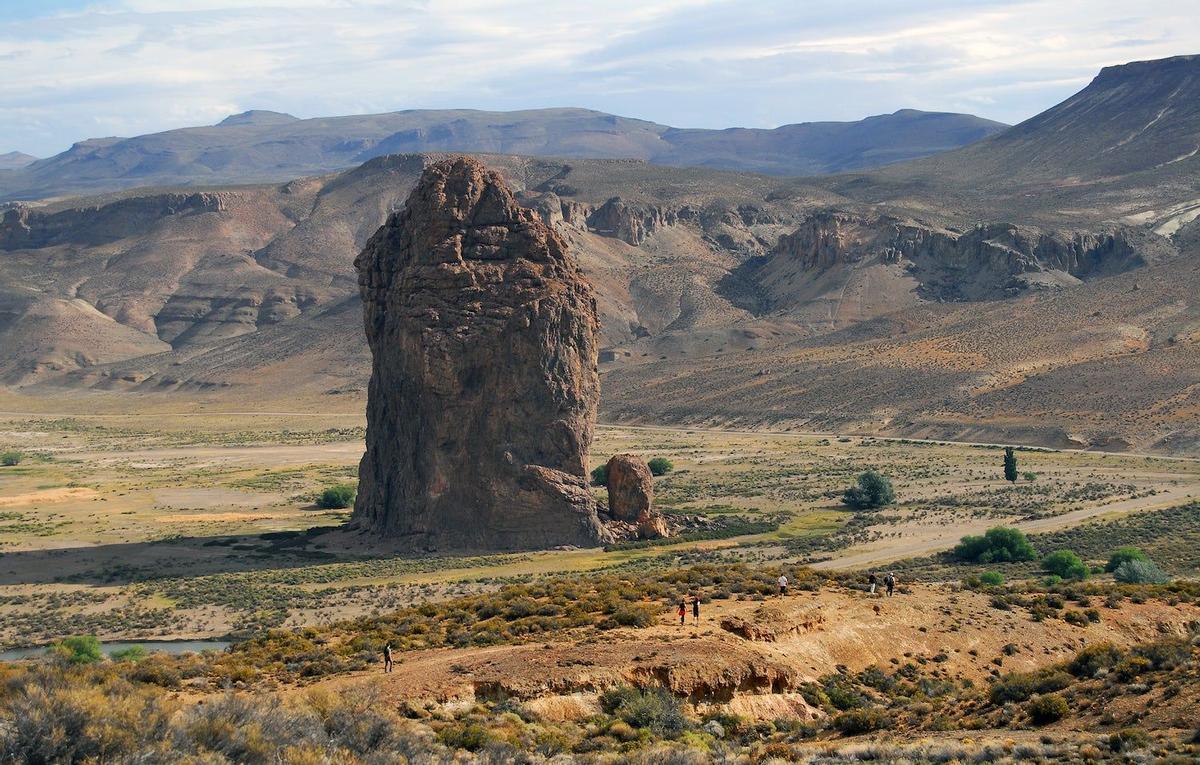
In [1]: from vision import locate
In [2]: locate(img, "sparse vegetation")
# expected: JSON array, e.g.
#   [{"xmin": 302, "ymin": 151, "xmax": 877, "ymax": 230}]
[{"xmin": 1, "ymin": 451, "xmax": 21, "ymax": 466}]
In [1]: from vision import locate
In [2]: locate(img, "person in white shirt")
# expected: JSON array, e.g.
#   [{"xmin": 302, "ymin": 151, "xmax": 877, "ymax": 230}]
[{"xmin": 778, "ymin": 574, "xmax": 788, "ymax": 597}]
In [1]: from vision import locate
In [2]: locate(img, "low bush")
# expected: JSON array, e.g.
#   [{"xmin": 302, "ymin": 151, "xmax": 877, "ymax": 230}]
[
  {"xmin": 1, "ymin": 451, "xmax": 21, "ymax": 466},
  {"xmin": 1042, "ymin": 550, "xmax": 1088, "ymax": 580},
  {"xmin": 599, "ymin": 687, "xmax": 688, "ymax": 737},
  {"xmin": 1068, "ymin": 643, "xmax": 1122, "ymax": 677},
  {"xmin": 1105, "ymin": 546, "xmax": 1149, "ymax": 573},
  {"xmin": 832, "ymin": 707, "xmax": 892, "ymax": 735},
  {"xmin": 1025, "ymin": 693, "xmax": 1069, "ymax": 724},
  {"xmin": 1108, "ymin": 727, "xmax": 1150, "ymax": 752},
  {"xmin": 989, "ymin": 669, "xmax": 1072, "ymax": 704},
  {"xmin": 1133, "ymin": 637, "xmax": 1192, "ymax": 670},
  {"xmin": 51, "ymin": 635, "xmax": 103, "ymax": 665},
  {"xmin": 1113, "ymin": 559, "xmax": 1169, "ymax": 584},
  {"xmin": 954, "ymin": 527, "xmax": 1036, "ymax": 563},
  {"xmin": 979, "ymin": 571, "xmax": 1004, "ymax": 586},
  {"xmin": 316, "ymin": 484, "xmax": 356, "ymax": 510},
  {"xmin": 647, "ymin": 457, "xmax": 674, "ymax": 476}
]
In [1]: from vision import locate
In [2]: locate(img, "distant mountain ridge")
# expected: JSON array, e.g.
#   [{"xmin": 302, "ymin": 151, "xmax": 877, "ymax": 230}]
[
  {"xmin": 0, "ymin": 152, "xmax": 37, "ymax": 171},
  {"xmin": 0, "ymin": 107, "xmax": 1005, "ymax": 201}
]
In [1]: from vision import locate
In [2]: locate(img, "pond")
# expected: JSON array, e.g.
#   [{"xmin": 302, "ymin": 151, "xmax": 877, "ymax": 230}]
[{"xmin": 0, "ymin": 639, "xmax": 231, "ymax": 662}]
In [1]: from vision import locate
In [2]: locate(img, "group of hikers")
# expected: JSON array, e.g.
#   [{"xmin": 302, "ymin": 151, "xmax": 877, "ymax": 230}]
[
  {"xmin": 677, "ymin": 594, "xmax": 701, "ymax": 625},
  {"xmin": 868, "ymin": 571, "xmax": 897, "ymax": 597}
]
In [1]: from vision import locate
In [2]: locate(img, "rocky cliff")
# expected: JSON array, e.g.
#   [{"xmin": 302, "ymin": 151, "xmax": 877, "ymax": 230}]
[
  {"xmin": 352, "ymin": 156, "xmax": 611, "ymax": 550},
  {"xmin": 755, "ymin": 211, "xmax": 1159, "ymax": 306}
]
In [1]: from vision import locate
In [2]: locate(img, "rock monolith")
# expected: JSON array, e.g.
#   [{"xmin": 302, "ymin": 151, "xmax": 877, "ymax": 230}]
[{"xmin": 352, "ymin": 156, "xmax": 609, "ymax": 550}]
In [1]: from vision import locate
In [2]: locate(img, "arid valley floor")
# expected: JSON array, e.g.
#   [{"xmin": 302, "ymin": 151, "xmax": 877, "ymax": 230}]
[{"xmin": 1, "ymin": 402, "xmax": 1199, "ymax": 762}]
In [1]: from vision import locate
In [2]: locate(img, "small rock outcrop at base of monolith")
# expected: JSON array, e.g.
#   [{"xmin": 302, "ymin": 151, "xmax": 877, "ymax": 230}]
[
  {"xmin": 352, "ymin": 156, "xmax": 611, "ymax": 551},
  {"xmin": 605, "ymin": 454, "xmax": 668, "ymax": 539}
]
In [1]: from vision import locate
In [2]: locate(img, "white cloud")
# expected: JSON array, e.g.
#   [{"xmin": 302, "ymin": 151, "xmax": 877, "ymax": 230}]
[{"xmin": 0, "ymin": 0, "xmax": 1197, "ymax": 156}]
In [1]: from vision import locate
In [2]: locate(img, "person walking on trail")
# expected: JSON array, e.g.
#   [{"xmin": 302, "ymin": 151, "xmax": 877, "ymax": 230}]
[
  {"xmin": 868, "ymin": 571, "xmax": 878, "ymax": 595},
  {"xmin": 383, "ymin": 643, "xmax": 394, "ymax": 673},
  {"xmin": 692, "ymin": 594, "xmax": 701, "ymax": 624},
  {"xmin": 778, "ymin": 574, "xmax": 789, "ymax": 597},
  {"xmin": 885, "ymin": 573, "xmax": 896, "ymax": 597},
  {"xmin": 678, "ymin": 599, "xmax": 686, "ymax": 626}
]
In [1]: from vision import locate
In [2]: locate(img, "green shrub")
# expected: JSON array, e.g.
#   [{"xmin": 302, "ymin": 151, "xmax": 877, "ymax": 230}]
[
  {"xmin": 1133, "ymin": 637, "xmax": 1192, "ymax": 670},
  {"xmin": 647, "ymin": 457, "xmax": 673, "ymax": 476},
  {"xmin": 1113, "ymin": 559, "xmax": 1169, "ymax": 584},
  {"xmin": 989, "ymin": 670, "xmax": 1072, "ymax": 704},
  {"xmin": 1025, "ymin": 693, "xmax": 1069, "ymax": 724},
  {"xmin": 1113, "ymin": 656, "xmax": 1152, "ymax": 681},
  {"xmin": 954, "ymin": 526, "xmax": 1036, "ymax": 563},
  {"xmin": 590, "ymin": 464, "xmax": 609, "ymax": 487},
  {"xmin": 832, "ymin": 707, "xmax": 892, "ymax": 735},
  {"xmin": 111, "ymin": 645, "xmax": 148, "ymax": 662},
  {"xmin": 1069, "ymin": 643, "xmax": 1122, "ymax": 677},
  {"xmin": 1042, "ymin": 550, "xmax": 1088, "ymax": 580},
  {"xmin": 52, "ymin": 635, "xmax": 103, "ymax": 664},
  {"xmin": 316, "ymin": 484, "xmax": 356, "ymax": 509},
  {"xmin": 1023, "ymin": 471, "xmax": 1037, "ymax": 482},
  {"xmin": 1, "ymin": 451, "xmax": 21, "ymax": 466},
  {"xmin": 1105, "ymin": 546, "xmax": 1149, "ymax": 573},
  {"xmin": 979, "ymin": 571, "xmax": 1004, "ymax": 586},
  {"xmin": 599, "ymin": 687, "xmax": 687, "ymax": 737},
  {"xmin": 841, "ymin": 470, "xmax": 895, "ymax": 510},
  {"xmin": 1108, "ymin": 727, "xmax": 1150, "ymax": 752},
  {"xmin": 438, "ymin": 722, "xmax": 493, "ymax": 752}
]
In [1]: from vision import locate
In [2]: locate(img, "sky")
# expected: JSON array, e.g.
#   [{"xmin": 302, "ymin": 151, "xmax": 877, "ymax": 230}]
[{"xmin": 1, "ymin": 0, "xmax": 1198, "ymax": 157}]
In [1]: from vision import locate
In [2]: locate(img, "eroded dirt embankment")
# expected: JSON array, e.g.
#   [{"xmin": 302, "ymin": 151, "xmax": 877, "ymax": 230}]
[{"xmin": 320, "ymin": 585, "xmax": 1200, "ymax": 721}]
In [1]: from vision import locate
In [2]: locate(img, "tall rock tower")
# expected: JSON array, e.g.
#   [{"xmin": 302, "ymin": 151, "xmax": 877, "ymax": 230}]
[{"xmin": 353, "ymin": 157, "xmax": 609, "ymax": 550}]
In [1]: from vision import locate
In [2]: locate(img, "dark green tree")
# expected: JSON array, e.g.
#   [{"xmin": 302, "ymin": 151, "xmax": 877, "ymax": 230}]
[
  {"xmin": 590, "ymin": 463, "xmax": 609, "ymax": 487},
  {"xmin": 954, "ymin": 526, "xmax": 1036, "ymax": 563},
  {"xmin": 842, "ymin": 470, "xmax": 896, "ymax": 510},
  {"xmin": 1003, "ymin": 447, "xmax": 1018, "ymax": 483}
]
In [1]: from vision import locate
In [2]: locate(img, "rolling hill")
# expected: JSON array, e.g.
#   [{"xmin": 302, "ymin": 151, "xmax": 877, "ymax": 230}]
[{"xmin": 0, "ymin": 108, "xmax": 1004, "ymax": 202}]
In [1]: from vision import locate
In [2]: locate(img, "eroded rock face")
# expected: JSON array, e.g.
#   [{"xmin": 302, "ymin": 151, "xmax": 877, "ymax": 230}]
[
  {"xmin": 605, "ymin": 454, "xmax": 667, "ymax": 539},
  {"xmin": 353, "ymin": 156, "xmax": 609, "ymax": 550},
  {"xmin": 764, "ymin": 211, "xmax": 1157, "ymax": 302}
]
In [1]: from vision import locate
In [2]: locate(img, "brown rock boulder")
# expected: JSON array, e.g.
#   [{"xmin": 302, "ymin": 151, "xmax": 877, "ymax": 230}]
[
  {"xmin": 605, "ymin": 454, "xmax": 668, "ymax": 539},
  {"xmin": 352, "ymin": 156, "xmax": 609, "ymax": 550},
  {"xmin": 605, "ymin": 454, "xmax": 653, "ymax": 522}
]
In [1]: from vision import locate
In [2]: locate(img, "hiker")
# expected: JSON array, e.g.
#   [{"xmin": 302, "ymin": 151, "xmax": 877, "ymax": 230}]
[
  {"xmin": 678, "ymin": 599, "xmax": 686, "ymax": 625},
  {"xmin": 692, "ymin": 594, "xmax": 701, "ymax": 624},
  {"xmin": 885, "ymin": 572, "xmax": 896, "ymax": 597},
  {"xmin": 868, "ymin": 571, "xmax": 878, "ymax": 595},
  {"xmin": 778, "ymin": 574, "xmax": 788, "ymax": 597},
  {"xmin": 383, "ymin": 643, "xmax": 393, "ymax": 673}
]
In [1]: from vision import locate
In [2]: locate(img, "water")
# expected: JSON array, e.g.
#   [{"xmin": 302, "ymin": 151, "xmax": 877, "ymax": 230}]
[{"xmin": 0, "ymin": 639, "xmax": 230, "ymax": 662}]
